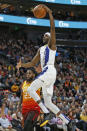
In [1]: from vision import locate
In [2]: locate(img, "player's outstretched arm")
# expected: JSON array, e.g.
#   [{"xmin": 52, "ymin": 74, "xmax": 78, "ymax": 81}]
[
  {"xmin": 48, "ymin": 11, "xmax": 56, "ymax": 50},
  {"xmin": 16, "ymin": 49, "xmax": 40, "ymax": 69},
  {"xmin": 41, "ymin": 5, "xmax": 56, "ymax": 50}
]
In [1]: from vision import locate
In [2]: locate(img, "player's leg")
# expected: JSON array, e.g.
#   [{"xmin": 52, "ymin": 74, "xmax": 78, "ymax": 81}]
[
  {"xmin": 23, "ymin": 111, "xmax": 37, "ymax": 131},
  {"xmin": 42, "ymin": 84, "xmax": 60, "ymax": 114},
  {"xmin": 42, "ymin": 84, "xmax": 70, "ymax": 125},
  {"xmin": 27, "ymin": 78, "xmax": 49, "ymax": 113}
]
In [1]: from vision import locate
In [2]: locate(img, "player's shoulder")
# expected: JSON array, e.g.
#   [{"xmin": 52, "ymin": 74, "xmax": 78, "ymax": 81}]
[{"xmin": 40, "ymin": 44, "xmax": 48, "ymax": 50}]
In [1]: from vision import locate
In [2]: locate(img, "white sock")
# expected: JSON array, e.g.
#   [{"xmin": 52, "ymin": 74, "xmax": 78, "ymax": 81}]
[
  {"xmin": 59, "ymin": 114, "xmax": 70, "ymax": 124},
  {"xmin": 39, "ymin": 102, "xmax": 49, "ymax": 114}
]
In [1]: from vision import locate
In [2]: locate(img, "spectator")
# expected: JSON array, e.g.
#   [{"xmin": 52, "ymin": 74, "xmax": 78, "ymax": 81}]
[{"xmin": 0, "ymin": 114, "xmax": 16, "ymax": 131}]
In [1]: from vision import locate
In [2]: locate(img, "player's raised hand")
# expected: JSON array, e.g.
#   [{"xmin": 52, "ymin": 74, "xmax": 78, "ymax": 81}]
[{"xmin": 16, "ymin": 58, "xmax": 22, "ymax": 70}]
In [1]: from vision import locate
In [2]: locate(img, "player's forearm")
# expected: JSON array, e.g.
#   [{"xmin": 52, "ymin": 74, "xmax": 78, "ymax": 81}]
[
  {"xmin": 48, "ymin": 11, "xmax": 56, "ymax": 46},
  {"xmin": 49, "ymin": 12, "xmax": 55, "ymax": 33},
  {"xmin": 21, "ymin": 62, "xmax": 33, "ymax": 68}
]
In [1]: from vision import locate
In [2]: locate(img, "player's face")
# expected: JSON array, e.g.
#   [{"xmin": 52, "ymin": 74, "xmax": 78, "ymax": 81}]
[
  {"xmin": 26, "ymin": 70, "xmax": 35, "ymax": 82},
  {"xmin": 43, "ymin": 34, "xmax": 50, "ymax": 44}
]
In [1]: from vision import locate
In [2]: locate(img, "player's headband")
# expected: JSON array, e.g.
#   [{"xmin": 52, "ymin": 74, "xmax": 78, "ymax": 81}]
[{"xmin": 45, "ymin": 32, "xmax": 51, "ymax": 37}]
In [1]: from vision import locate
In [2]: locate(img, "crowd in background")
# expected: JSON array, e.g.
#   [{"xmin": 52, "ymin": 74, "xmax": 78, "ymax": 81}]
[{"xmin": 0, "ymin": 31, "xmax": 87, "ymax": 131}]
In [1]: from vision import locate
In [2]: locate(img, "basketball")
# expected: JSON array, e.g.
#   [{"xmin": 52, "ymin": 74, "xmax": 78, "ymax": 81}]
[{"xmin": 33, "ymin": 5, "xmax": 46, "ymax": 18}]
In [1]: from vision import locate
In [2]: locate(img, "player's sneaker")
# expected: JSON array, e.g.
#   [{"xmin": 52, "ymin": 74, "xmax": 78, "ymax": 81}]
[{"xmin": 40, "ymin": 113, "xmax": 55, "ymax": 127}]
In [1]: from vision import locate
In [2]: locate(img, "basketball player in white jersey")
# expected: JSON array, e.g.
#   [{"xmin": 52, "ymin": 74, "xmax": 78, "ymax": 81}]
[{"xmin": 17, "ymin": 4, "xmax": 75, "ymax": 130}]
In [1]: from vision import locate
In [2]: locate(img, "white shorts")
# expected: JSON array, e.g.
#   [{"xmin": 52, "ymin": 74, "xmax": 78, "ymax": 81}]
[{"xmin": 36, "ymin": 66, "xmax": 56, "ymax": 95}]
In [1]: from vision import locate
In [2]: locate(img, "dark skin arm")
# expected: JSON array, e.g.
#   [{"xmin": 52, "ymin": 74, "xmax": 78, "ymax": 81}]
[
  {"xmin": 48, "ymin": 12, "xmax": 56, "ymax": 50},
  {"xmin": 41, "ymin": 5, "xmax": 56, "ymax": 50},
  {"xmin": 16, "ymin": 49, "xmax": 40, "ymax": 69}
]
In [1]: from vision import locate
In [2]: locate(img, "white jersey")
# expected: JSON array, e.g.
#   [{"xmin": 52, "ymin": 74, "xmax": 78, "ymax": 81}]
[{"xmin": 40, "ymin": 45, "xmax": 56, "ymax": 70}]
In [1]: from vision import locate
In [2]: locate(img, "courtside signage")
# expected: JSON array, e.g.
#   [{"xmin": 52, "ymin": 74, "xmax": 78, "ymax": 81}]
[
  {"xmin": 59, "ymin": 21, "xmax": 69, "ymax": 28},
  {"xmin": 34, "ymin": 0, "xmax": 87, "ymax": 5},
  {"xmin": 0, "ymin": 14, "xmax": 50, "ymax": 26},
  {"xmin": 0, "ymin": 16, "xmax": 4, "ymax": 21},
  {"xmin": 0, "ymin": 14, "xmax": 87, "ymax": 29},
  {"xmin": 27, "ymin": 18, "xmax": 37, "ymax": 24}
]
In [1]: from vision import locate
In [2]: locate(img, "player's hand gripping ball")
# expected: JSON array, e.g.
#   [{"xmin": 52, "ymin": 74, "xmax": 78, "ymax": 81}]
[{"xmin": 33, "ymin": 5, "xmax": 46, "ymax": 18}]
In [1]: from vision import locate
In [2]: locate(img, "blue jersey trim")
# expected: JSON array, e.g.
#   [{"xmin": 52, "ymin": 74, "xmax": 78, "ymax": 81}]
[
  {"xmin": 36, "ymin": 67, "xmax": 48, "ymax": 79},
  {"xmin": 44, "ymin": 46, "xmax": 49, "ymax": 67},
  {"xmin": 62, "ymin": 114, "xmax": 70, "ymax": 121}
]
